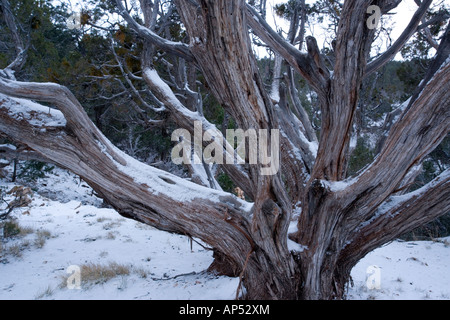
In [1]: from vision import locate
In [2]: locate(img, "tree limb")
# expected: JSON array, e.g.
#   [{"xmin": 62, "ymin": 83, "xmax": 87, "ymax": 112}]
[
  {"xmin": 365, "ymin": 0, "xmax": 433, "ymax": 78},
  {"xmin": 246, "ymin": 3, "xmax": 328, "ymax": 96},
  {"xmin": 0, "ymin": 0, "xmax": 27, "ymax": 77},
  {"xmin": 0, "ymin": 84, "xmax": 255, "ymax": 270},
  {"xmin": 114, "ymin": 0, "xmax": 195, "ymax": 62},
  {"xmin": 340, "ymin": 59, "xmax": 450, "ymax": 228},
  {"xmin": 405, "ymin": 21, "xmax": 450, "ymax": 113},
  {"xmin": 339, "ymin": 169, "xmax": 450, "ymax": 271},
  {"xmin": 0, "ymin": 77, "xmax": 128, "ymax": 166},
  {"xmin": 142, "ymin": 67, "xmax": 255, "ymax": 199}
]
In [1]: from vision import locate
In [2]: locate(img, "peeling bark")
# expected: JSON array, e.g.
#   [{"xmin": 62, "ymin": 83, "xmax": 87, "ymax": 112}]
[{"xmin": 0, "ymin": 0, "xmax": 448, "ymax": 300}]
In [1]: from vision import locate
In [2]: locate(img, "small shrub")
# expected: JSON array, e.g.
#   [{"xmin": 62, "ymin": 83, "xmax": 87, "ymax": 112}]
[
  {"xmin": 34, "ymin": 229, "xmax": 52, "ymax": 248},
  {"xmin": 59, "ymin": 262, "xmax": 151, "ymax": 290},
  {"xmin": 103, "ymin": 221, "xmax": 122, "ymax": 230},
  {"xmin": 78, "ymin": 262, "xmax": 131, "ymax": 286},
  {"xmin": 18, "ymin": 161, "xmax": 54, "ymax": 182},
  {"xmin": 35, "ymin": 285, "xmax": 54, "ymax": 300},
  {"xmin": 105, "ymin": 231, "xmax": 117, "ymax": 240},
  {"xmin": 6, "ymin": 243, "xmax": 23, "ymax": 258},
  {"xmin": 2, "ymin": 220, "xmax": 21, "ymax": 238}
]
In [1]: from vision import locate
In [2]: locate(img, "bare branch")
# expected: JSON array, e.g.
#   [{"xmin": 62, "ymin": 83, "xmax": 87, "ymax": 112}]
[
  {"xmin": 294, "ymin": 0, "xmax": 307, "ymax": 48},
  {"xmin": 0, "ymin": 86, "xmax": 255, "ymax": 272},
  {"xmin": 0, "ymin": 77, "xmax": 127, "ymax": 166},
  {"xmin": 114, "ymin": 0, "xmax": 195, "ymax": 62},
  {"xmin": 284, "ymin": 70, "xmax": 317, "ymax": 144},
  {"xmin": 0, "ymin": 0, "xmax": 27, "ymax": 77},
  {"xmin": 246, "ymin": 3, "xmax": 328, "ymax": 96},
  {"xmin": 310, "ymin": 0, "xmax": 377, "ymax": 181},
  {"xmin": 339, "ymin": 169, "xmax": 450, "ymax": 272},
  {"xmin": 142, "ymin": 67, "xmax": 255, "ymax": 199},
  {"xmin": 110, "ymin": 39, "xmax": 166, "ymax": 113},
  {"xmin": 365, "ymin": 0, "xmax": 433, "ymax": 78}
]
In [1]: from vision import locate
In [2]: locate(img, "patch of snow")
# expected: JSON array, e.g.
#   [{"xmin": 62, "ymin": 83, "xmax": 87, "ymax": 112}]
[
  {"xmin": 321, "ymin": 177, "xmax": 357, "ymax": 193},
  {"xmin": 287, "ymin": 238, "xmax": 308, "ymax": 253},
  {"xmin": 0, "ymin": 168, "xmax": 448, "ymax": 300},
  {"xmin": 0, "ymin": 94, "xmax": 66, "ymax": 128},
  {"xmin": 348, "ymin": 239, "xmax": 450, "ymax": 300},
  {"xmin": 0, "ymin": 173, "xmax": 239, "ymax": 300},
  {"xmin": 19, "ymin": 167, "xmax": 103, "ymax": 207}
]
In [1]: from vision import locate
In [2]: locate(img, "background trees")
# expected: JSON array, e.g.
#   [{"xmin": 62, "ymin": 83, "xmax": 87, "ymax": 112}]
[{"xmin": 0, "ymin": 0, "xmax": 449, "ymax": 300}]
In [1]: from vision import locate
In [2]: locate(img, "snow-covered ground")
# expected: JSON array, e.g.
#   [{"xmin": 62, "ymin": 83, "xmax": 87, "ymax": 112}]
[{"xmin": 0, "ymin": 168, "xmax": 449, "ymax": 300}]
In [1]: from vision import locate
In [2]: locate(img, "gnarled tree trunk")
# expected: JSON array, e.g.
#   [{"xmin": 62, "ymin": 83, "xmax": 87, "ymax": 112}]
[{"xmin": 0, "ymin": 0, "xmax": 449, "ymax": 300}]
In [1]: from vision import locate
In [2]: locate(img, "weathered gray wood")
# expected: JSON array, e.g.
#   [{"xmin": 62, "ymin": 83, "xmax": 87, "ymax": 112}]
[{"xmin": 0, "ymin": 0, "xmax": 448, "ymax": 300}]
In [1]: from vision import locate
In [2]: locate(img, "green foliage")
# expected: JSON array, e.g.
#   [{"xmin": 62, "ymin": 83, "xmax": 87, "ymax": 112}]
[
  {"xmin": 2, "ymin": 220, "xmax": 21, "ymax": 238},
  {"xmin": 217, "ymin": 173, "xmax": 236, "ymax": 194},
  {"xmin": 348, "ymin": 137, "xmax": 374, "ymax": 177},
  {"xmin": 401, "ymin": 213, "xmax": 450, "ymax": 241},
  {"xmin": 401, "ymin": 5, "xmax": 449, "ymax": 60},
  {"xmin": 396, "ymin": 58, "xmax": 430, "ymax": 100},
  {"xmin": 0, "ymin": 0, "xmax": 78, "ymax": 81},
  {"xmin": 274, "ymin": 0, "xmax": 314, "ymax": 20},
  {"xmin": 361, "ymin": 61, "xmax": 405, "ymax": 111},
  {"xmin": 203, "ymin": 96, "xmax": 227, "ymax": 128},
  {"xmin": 18, "ymin": 161, "xmax": 54, "ymax": 182},
  {"xmin": 415, "ymin": 136, "xmax": 450, "ymax": 188}
]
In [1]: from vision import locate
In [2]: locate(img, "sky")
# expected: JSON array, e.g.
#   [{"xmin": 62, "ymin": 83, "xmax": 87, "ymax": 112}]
[
  {"xmin": 262, "ymin": 0, "xmax": 423, "ymax": 59},
  {"xmin": 64, "ymin": 0, "xmax": 440, "ymax": 60},
  {"xmin": 266, "ymin": 0, "xmax": 420, "ymax": 33}
]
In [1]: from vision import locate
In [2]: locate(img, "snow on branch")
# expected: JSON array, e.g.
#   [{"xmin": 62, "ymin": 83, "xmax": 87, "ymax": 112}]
[
  {"xmin": 246, "ymin": 4, "xmax": 326, "ymax": 95},
  {"xmin": 143, "ymin": 67, "xmax": 256, "ymax": 197},
  {"xmin": 0, "ymin": 77, "xmax": 129, "ymax": 166},
  {"xmin": 375, "ymin": 169, "xmax": 450, "ymax": 222},
  {"xmin": 143, "ymin": 67, "xmax": 246, "ymax": 162},
  {"xmin": 0, "ymin": 93, "xmax": 66, "ymax": 129},
  {"xmin": 114, "ymin": 0, "xmax": 195, "ymax": 62},
  {"xmin": 0, "ymin": 87, "xmax": 257, "ymax": 261},
  {"xmin": 338, "ymin": 169, "xmax": 450, "ymax": 268},
  {"xmin": 0, "ymin": 80, "xmax": 253, "ymax": 213}
]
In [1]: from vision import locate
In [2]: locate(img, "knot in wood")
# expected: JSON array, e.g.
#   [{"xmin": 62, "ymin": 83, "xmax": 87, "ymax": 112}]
[{"xmin": 261, "ymin": 199, "xmax": 278, "ymax": 217}]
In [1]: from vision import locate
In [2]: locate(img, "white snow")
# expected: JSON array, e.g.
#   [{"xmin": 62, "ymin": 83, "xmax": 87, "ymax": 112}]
[
  {"xmin": 91, "ymin": 128, "xmax": 253, "ymax": 212},
  {"xmin": 348, "ymin": 239, "xmax": 450, "ymax": 300},
  {"xmin": 0, "ymin": 93, "xmax": 67, "ymax": 128},
  {"xmin": 0, "ymin": 168, "xmax": 449, "ymax": 300},
  {"xmin": 0, "ymin": 168, "xmax": 238, "ymax": 300},
  {"xmin": 321, "ymin": 177, "xmax": 357, "ymax": 193},
  {"xmin": 143, "ymin": 68, "xmax": 199, "ymax": 121}
]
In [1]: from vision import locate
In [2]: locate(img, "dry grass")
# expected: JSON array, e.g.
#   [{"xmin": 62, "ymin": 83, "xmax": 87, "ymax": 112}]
[
  {"xmin": 34, "ymin": 285, "xmax": 55, "ymax": 300},
  {"xmin": 59, "ymin": 261, "xmax": 151, "ymax": 290},
  {"xmin": 60, "ymin": 261, "xmax": 131, "ymax": 289},
  {"xmin": 102, "ymin": 220, "xmax": 122, "ymax": 230},
  {"xmin": 34, "ymin": 229, "xmax": 52, "ymax": 248},
  {"xmin": 0, "ymin": 220, "xmax": 52, "ymax": 259},
  {"xmin": 80, "ymin": 262, "xmax": 131, "ymax": 284},
  {"xmin": 105, "ymin": 231, "xmax": 118, "ymax": 240}
]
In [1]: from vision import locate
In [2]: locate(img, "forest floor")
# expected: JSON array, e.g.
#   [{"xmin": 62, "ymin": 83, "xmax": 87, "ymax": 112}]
[{"xmin": 0, "ymin": 167, "xmax": 449, "ymax": 300}]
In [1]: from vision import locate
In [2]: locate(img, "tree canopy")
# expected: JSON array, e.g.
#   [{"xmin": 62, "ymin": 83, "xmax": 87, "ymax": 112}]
[{"xmin": 0, "ymin": 0, "xmax": 448, "ymax": 300}]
